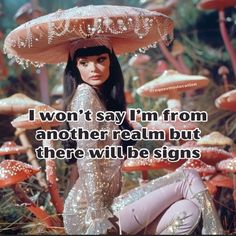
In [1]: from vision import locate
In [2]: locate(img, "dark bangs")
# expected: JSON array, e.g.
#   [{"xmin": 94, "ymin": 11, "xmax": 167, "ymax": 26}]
[{"xmin": 73, "ymin": 46, "xmax": 111, "ymax": 59}]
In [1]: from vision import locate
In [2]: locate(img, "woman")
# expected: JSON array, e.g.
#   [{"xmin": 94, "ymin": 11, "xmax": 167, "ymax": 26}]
[{"xmin": 62, "ymin": 38, "xmax": 223, "ymax": 235}]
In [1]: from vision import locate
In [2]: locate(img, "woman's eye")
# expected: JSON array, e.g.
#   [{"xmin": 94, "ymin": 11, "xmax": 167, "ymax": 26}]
[
  {"xmin": 97, "ymin": 57, "xmax": 107, "ymax": 63},
  {"xmin": 79, "ymin": 61, "xmax": 88, "ymax": 66}
]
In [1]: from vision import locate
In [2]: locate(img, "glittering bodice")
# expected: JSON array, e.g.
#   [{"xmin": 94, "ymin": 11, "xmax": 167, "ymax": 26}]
[{"xmin": 63, "ymin": 83, "xmax": 123, "ymax": 234}]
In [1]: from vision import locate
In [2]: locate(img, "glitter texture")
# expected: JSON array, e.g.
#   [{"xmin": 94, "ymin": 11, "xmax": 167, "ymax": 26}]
[
  {"xmin": 62, "ymin": 84, "xmax": 223, "ymax": 235},
  {"xmin": 3, "ymin": 5, "xmax": 174, "ymax": 68}
]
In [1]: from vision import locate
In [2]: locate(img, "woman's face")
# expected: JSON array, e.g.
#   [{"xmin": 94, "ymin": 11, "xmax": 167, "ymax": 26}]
[{"xmin": 76, "ymin": 53, "xmax": 110, "ymax": 88}]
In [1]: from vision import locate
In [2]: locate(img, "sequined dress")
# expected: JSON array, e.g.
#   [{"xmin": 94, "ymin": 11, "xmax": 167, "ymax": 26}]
[{"xmin": 63, "ymin": 83, "xmax": 223, "ymax": 235}]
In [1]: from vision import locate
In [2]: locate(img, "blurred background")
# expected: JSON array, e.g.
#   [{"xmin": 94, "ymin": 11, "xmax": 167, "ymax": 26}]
[{"xmin": 0, "ymin": 0, "xmax": 236, "ymax": 234}]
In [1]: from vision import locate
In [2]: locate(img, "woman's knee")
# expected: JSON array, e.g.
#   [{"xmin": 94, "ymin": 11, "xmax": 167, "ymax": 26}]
[{"xmin": 156, "ymin": 199, "xmax": 201, "ymax": 234}]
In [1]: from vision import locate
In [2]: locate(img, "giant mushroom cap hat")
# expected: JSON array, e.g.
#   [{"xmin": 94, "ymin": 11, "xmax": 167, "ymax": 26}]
[{"xmin": 3, "ymin": 5, "xmax": 174, "ymax": 67}]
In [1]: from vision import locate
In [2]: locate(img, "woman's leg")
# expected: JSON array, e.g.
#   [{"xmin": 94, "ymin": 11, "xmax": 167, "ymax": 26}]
[
  {"xmin": 144, "ymin": 199, "xmax": 200, "ymax": 235},
  {"xmin": 115, "ymin": 169, "xmax": 217, "ymax": 234}
]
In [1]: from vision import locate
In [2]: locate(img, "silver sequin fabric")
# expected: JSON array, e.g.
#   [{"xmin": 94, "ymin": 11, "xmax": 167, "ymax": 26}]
[
  {"xmin": 63, "ymin": 83, "xmax": 122, "ymax": 234},
  {"xmin": 63, "ymin": 83, "xmax": 224, "ymax": 235}
]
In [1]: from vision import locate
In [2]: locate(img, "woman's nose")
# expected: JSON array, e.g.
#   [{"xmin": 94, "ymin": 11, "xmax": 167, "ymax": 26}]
[{"xmin": 89, "ymin": 62, "xmax": 97, "ymax": 71}]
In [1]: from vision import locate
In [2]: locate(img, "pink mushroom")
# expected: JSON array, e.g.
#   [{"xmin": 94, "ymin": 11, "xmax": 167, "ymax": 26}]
[{"xmin": 137, "ymin": 70, "xmax": 209, "ymax": 111}]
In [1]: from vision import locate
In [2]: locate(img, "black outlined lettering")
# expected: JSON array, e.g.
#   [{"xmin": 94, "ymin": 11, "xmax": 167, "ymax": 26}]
[
  {"xmin": 112, "ymin": 128, "xmax": 165, "ymax": 141},
  {"xmin": 162, "ymin": 109, "xmax": 208, "ymax": 122},
  {"xmin": 152, "ymin": 146, "xmax": 201, "ymax": 162},
  {"xmin": 169, "ymin": 128, "xmax": 201, "ymax": 141},
  {"xmin": 35, "ymin": 146, "xmax": 85, "ymax": 159}
]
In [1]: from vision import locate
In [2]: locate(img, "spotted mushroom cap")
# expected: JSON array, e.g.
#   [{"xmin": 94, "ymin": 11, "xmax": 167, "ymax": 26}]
[
  {"xmin": 0, "ymin": 141, "xmax": 27, "ymax": 156},
  {"xmin": 215, "ymin": 89, "xmax": 236, "ymax": 112},
  {"xmin": 199, "ymin": 146, "xmax": 233, "ymax": 166},
  {"xmin": 0, "ymin": 160, "xmax": 40, "ymax": 188},
  {"xmin": 11, "ymin": 104, "xmax": 62, "ymax": 130},
  {"xmin": 197, "ymin": 131, "xmax": 234, "ymax": 147},
  {"xmin": 0, "ymin": 93, "xmax": 43, "ymax": 115},
  {"xmin": 136, "ymin": 70, "xmax": 209, "ymax": 97},
  {"xmin": 179, "ymin": 159, "xmax": 216, "ymax": 176},
  {"xmin": 217, "ymin": 158, "xmax": 236, "ymax": 173}
]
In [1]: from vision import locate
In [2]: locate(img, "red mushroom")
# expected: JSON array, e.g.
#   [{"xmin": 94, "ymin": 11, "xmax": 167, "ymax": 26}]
[
  {"xmin": 179, "ymin": 159, "xmax": 216, "ymax": 177},
  {"xmin": 0, "ymin": 94, "xmax": 46, "ymax": 189},
  {"xmin": 215, "ymin": 89, "xmax": 236, "ymax": 112},
  {"xmin": 11, "ymin": 105, "xmax": 64, "ymax": 215},
  {"xmin": 198, "ymin": 147, "xmax": 233, "ymax": 166},
  {"xmin": 0, "ymin": 160, "xmax": 53, "ymax": 226},
  {"xmin": 217, "ymin": 157, "xmax": 236, "ymax": 201},
  {"xmin": 197, "ymin": 0, "xmax": 236, "ymax": 77},
  {"xmin": 209, "ymin": 173, "xmax": 233, "ymax": 189},
  {"xmin": 0, "ymin": 141, "xmax": 27, "ymax": 157}
]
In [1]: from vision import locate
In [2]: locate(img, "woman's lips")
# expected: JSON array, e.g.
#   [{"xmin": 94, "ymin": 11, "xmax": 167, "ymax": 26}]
[{"xmin": 89, "ymin": 75, "xmax": 101, "ymax": 80}]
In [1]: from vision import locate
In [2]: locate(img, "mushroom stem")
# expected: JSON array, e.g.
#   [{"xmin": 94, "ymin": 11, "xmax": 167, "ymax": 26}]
[
  {"xmin": 159, "ymin": 42, "xmax": 183, "ymax": 72},
  {"xmin": 167, "ymin": 92, "xmax": 181, "ymax": 111},
  {"xmin": 37, "ymin": 66, "xmax": 50, "ymax": 105},
  {"xmin": 137, "ymin": 68, "xmax": 146, "ymax": 86},
  {"xmin": 219, "ymin": 10, "xmax": 236, "ymax": 77},
  {"xmin": 42, "ymin": 138, "xmax": 64, "ymax": 215},
  {"xmin": 15, "ymin": 128, "xmax": 47, "ymax": 189},
  {"xmin": 176, "ymin": 55, "xmax": 191, "ymax": 75},
  {"xmin": 12, "ymin": 183, "xmax": 53, "ymax": 226},
  {"xmin": 222, "ymin": 74, "xmax": 229, "ymax": 92}
]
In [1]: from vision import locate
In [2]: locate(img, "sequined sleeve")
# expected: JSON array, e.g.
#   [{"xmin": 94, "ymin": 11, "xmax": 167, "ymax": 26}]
[{"xmin": 69, "ymin": 83, "xmax": 114, "ymax": 234}]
